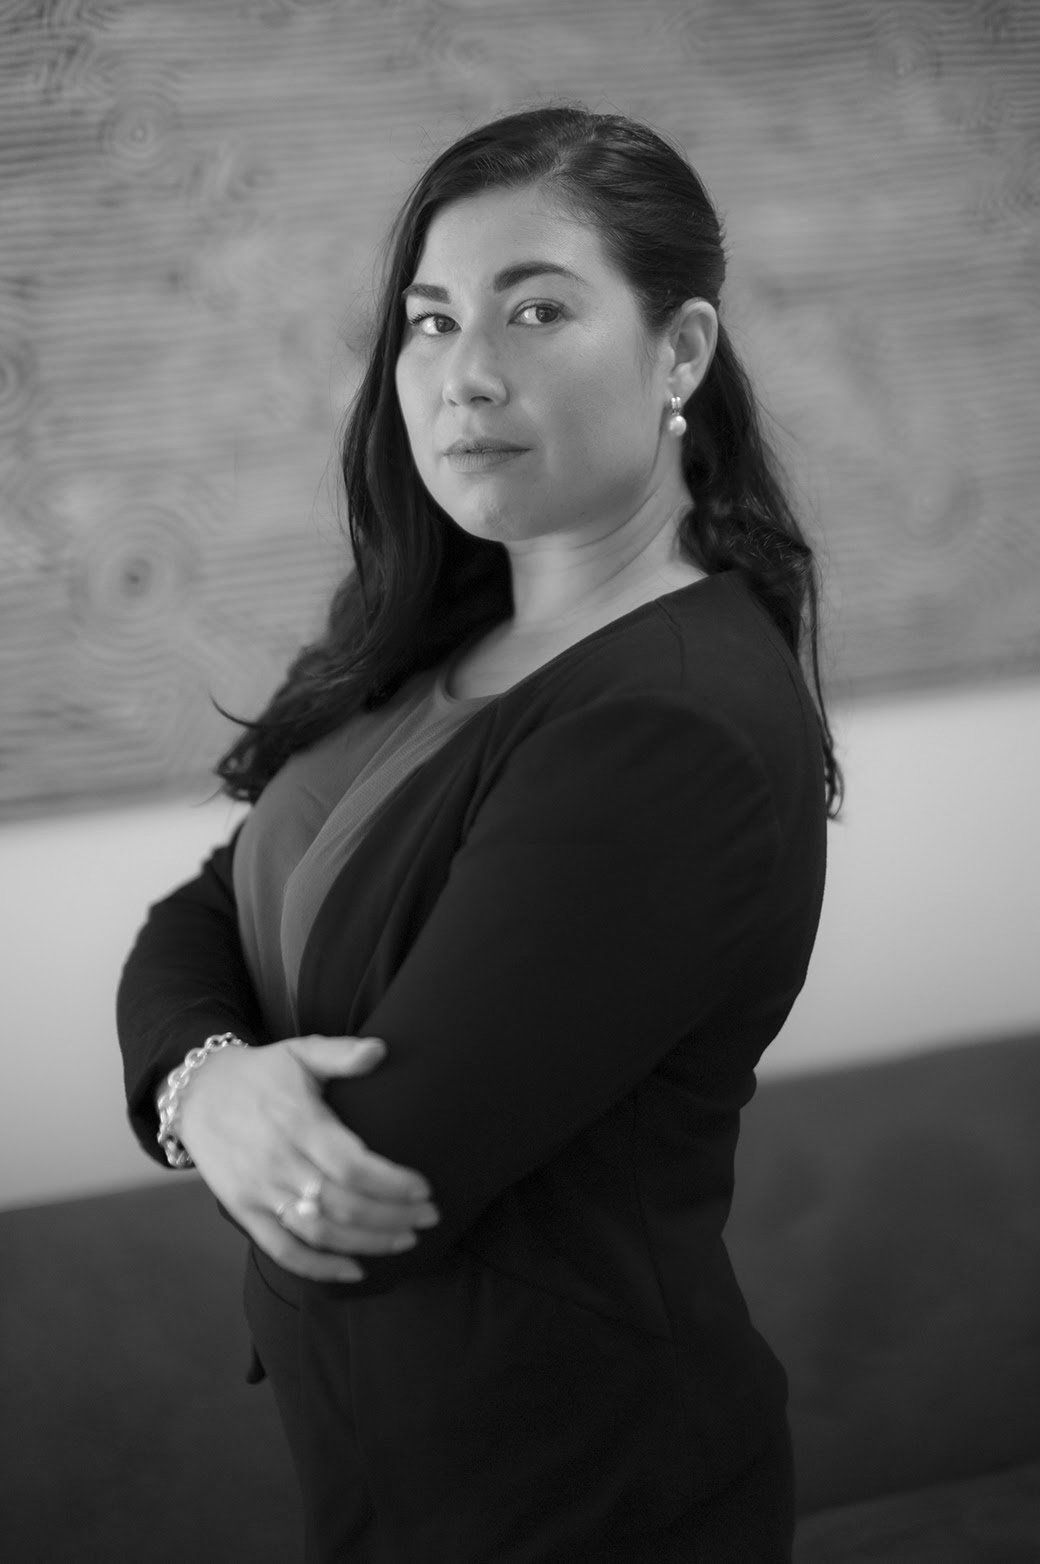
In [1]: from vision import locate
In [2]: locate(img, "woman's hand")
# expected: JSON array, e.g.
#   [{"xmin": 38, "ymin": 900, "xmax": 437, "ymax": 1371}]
[{"xmin": 174, "ymin": 1035, "xmax": 441, "ymax": 1282}]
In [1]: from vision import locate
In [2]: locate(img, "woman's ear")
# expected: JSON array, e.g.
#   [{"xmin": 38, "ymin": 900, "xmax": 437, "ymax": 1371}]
[{"xmin": 669, "ymin": 299, "xmax": 719, "ymax": 403}]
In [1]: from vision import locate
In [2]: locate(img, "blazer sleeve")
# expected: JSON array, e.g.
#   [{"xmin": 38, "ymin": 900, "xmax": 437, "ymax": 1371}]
[
  {"xmin": 116, "ymin": 823, "xmax": 270, "ymax": 1166},
  {"xmin": 317, "ymin": 689, "xmax": 781, "ymax": 1297}
]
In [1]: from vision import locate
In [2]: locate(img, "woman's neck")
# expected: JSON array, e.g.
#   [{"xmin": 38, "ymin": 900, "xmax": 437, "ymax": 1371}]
[{"xmin": 501, "ymin": 495, "xmax": 699, "ymax": 638}]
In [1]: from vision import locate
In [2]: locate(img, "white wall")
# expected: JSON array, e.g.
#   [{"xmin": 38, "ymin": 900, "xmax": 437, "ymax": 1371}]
[
  {"xmin": 0, "ymin": 792, "xmax": 245, "ymax": 1213},
  {"xmin": 767, "ymin": 675, "xmax": 1040, "ymax": 1074},
  {"xmin": 2, "ymin": 676, "xmax": 1038, "ymax": 1212}
]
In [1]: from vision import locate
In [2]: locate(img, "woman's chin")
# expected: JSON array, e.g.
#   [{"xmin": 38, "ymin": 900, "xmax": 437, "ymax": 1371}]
[{"xmin": 443, "ymin": 501, "xmax": 536, "ymax": 546}]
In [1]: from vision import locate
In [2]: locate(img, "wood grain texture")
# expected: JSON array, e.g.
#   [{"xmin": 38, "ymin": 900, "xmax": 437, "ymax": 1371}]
[{"xmin": 1, "ymin": 0, "xmax": 1037, "ymax": 811}]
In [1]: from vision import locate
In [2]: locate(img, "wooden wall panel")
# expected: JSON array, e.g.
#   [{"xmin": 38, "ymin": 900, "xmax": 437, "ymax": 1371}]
[{"xmin": 1, "ymin": 0, "xmax": 1037, "ymax": 811}]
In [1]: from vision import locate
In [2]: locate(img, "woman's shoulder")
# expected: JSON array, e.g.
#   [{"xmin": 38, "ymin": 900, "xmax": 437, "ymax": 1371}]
[
  {"xmin": 536, "ymin": 569, "xmax": 804, "ymax": 710},
  {"xmin": 656, "ymin": 569, "xmax": 808, "ymax": 695},
  {"xmin": 489, "ymin": 569, "xmax": 822, "ymax": 786}
]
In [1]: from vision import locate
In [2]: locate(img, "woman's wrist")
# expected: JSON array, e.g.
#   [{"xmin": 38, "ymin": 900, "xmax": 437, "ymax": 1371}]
[{"xmin": 156, "ymin": 1033, "xmax": 248, "ymax": 1168}]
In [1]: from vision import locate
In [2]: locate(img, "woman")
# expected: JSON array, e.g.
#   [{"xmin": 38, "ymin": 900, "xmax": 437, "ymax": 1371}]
[{"xmin": 118, "ymin": 105, "xmax": 841, "ymax": 1562}]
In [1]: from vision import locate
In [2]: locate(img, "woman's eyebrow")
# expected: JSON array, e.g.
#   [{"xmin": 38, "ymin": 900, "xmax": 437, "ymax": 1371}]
[{"xmin": 402, "ymin": 261, "xmax": 588, "ymax": 304}]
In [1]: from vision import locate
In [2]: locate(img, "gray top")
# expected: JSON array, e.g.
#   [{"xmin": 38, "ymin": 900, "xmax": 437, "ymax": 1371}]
[{"xmin": 232, "ymin": 652, "xmax": 493, "ymax": 1039}]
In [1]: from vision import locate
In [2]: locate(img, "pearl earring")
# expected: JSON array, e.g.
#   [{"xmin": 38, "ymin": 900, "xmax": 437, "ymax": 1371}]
[{"xmin": 666, "ymin": 394, "xmax": 687, "ymax": 437}]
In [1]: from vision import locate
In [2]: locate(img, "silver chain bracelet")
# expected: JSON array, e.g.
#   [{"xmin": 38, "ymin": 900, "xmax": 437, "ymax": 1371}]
[{"xmin": 156, "ymin": 1031, "xmax": 247, "ymax": 1168}]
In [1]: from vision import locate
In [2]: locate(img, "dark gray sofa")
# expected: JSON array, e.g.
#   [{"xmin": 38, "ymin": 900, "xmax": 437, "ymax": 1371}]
[{"xmin": 2, "ymin": 1030, "xmax": 1038, "ymax": 1562}]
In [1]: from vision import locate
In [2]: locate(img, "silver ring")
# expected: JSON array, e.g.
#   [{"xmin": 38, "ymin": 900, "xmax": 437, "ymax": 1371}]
[{"xmin": 276, "ymin": 1174, "xmax": 323, "ymax": 1227}]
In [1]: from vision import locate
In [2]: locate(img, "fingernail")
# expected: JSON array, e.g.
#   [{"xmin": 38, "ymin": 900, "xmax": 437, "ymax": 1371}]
[
  {"xmin": 412, "ymin": 1205, "xmax": 440, "ymax": 1227},
  {"xmin": 391, "ymin": 1232, "xmax": 418, "ymax": 1251}
]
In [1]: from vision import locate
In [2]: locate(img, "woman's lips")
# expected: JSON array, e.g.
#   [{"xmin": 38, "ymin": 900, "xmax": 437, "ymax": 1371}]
[{"xmin": 445, "ymin": 447, "xmax": 528, "ymax": 472}]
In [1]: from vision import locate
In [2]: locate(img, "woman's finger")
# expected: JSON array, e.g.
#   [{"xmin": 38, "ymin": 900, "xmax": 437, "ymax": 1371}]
[
  {"xmin": 250, "ymin": 1209, "xmax": 368, "ymax": 1283},
  {"xmin": 304, "ymin": 1116, "xmax": 433, "ymax": 1205},
  {"xmin": 316, "ymin": 1182, "xmax": 441, "ymax": 1236},
  {"xmin": 286, "ymin": 1033, "xmax": 387, "ymax": 1080},
  {"xmin": 279, "ymin": 1196, "xmax": 423, "ymax": 1258},
  {"xmin": 270, "ymin": 1165, "xmax": 437, "ymax": 1253}
]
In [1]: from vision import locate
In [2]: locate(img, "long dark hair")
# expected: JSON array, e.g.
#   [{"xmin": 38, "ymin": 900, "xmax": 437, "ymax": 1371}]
[{"xmin": 217, "ymin": 103, "xmax": 843, "ymax": 816}]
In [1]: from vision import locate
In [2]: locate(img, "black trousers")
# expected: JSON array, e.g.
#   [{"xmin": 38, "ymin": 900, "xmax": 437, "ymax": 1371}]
[
  {"xmin": 655, "ymin": 1421, "xmax": 794, "ymax": 1561},
  {"xmin": 244, "ymin": 1248, "xmax": 795, "ymax": 1563}
]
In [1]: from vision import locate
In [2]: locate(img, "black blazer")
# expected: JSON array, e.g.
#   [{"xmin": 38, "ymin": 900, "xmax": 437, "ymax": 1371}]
[{"xmin": 118, "ymin": 568, "xmax": 827, "ymax": 1558}]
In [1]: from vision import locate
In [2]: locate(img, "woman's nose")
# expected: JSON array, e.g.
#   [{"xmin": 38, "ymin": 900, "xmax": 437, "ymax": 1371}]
[{"xmin": 441, "ymin": 328, "xmax": 507, "ymax": 408}]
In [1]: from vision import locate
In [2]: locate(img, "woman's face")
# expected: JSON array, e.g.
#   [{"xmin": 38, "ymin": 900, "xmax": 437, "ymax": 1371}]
[{"xmin": 394, "ymin": 184, "xmax": 682, "ymax": 548}]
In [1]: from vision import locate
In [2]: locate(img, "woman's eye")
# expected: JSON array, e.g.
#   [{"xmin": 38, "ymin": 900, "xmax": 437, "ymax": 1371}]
[
  {"xmin": 515, "ymin": 302, "xmax": 562, "ymax": 326},
  {"xmin": 405, "ymin": 302, "xmax": 563, "ymax": 335},
  {"xmin": 407, "ymin": 312, "xmax": 454, "ymax": 336}
]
